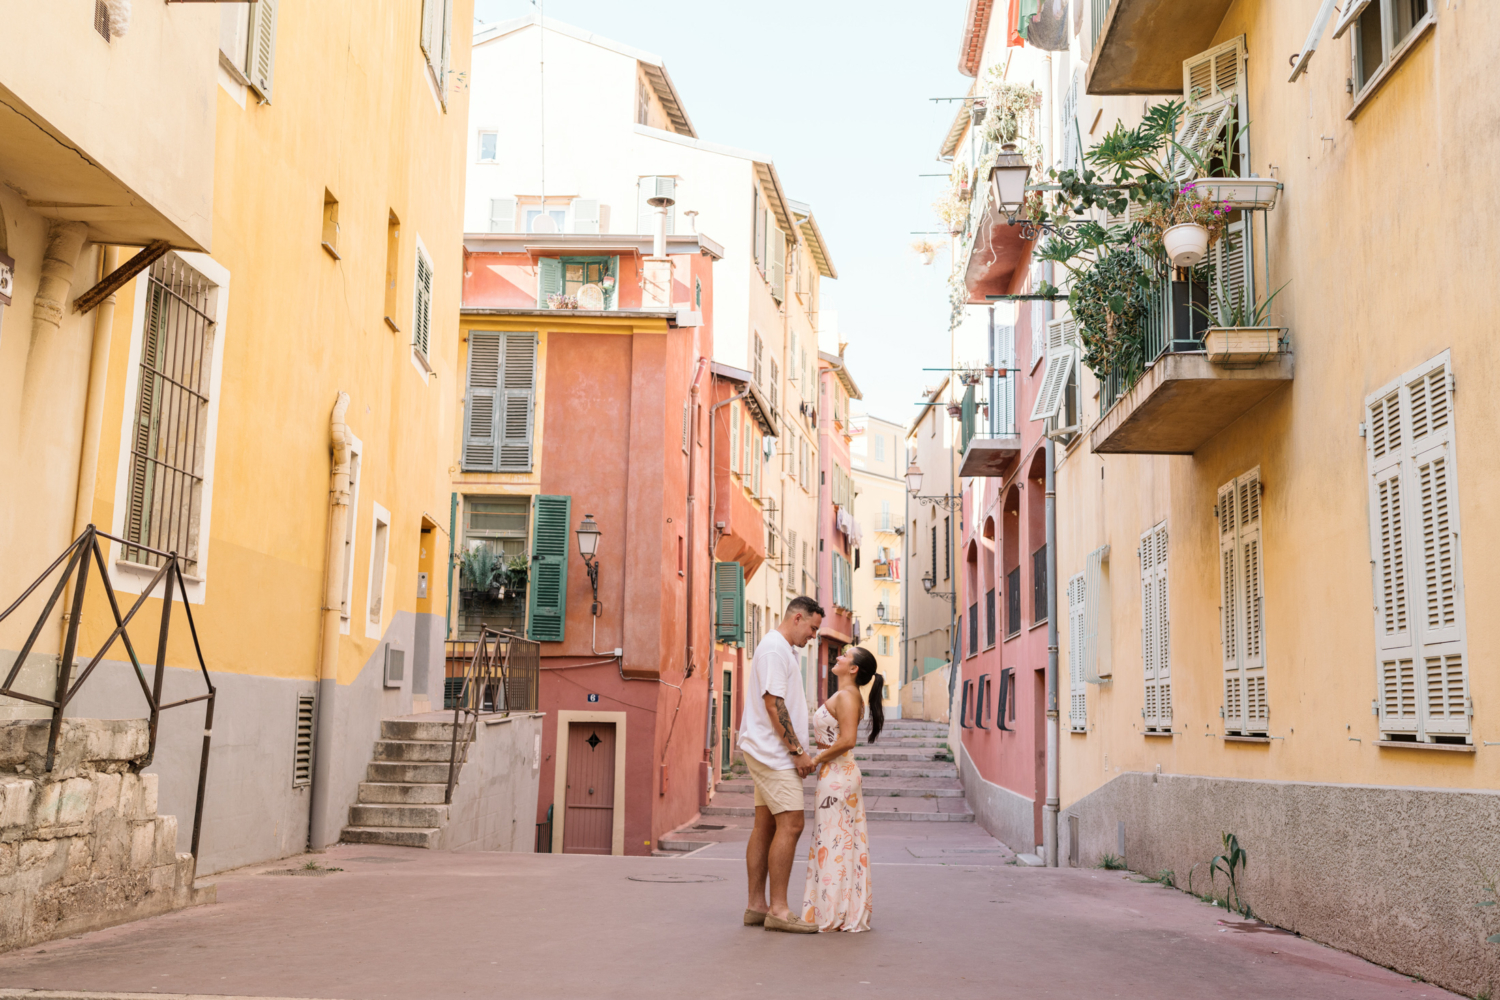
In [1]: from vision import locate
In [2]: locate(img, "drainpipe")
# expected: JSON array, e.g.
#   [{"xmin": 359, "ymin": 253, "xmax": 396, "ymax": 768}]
[
  {"xmin": 1044, "ymin": 436, "xmax": 1059, "ymax": 867},
  {"xmin": 59, "ymin": 245, "xmax": 120, "ymax": 646},
  {"xmin": 705, "ymin": 379, "xmax": 748, "ymax": 771},
  {"xmin": 684, "ymin": 359, "xmax": 705, "ymax": 680},
  {"xmin": 308, "ymin": 392, "xmax": 352, "ymax": 850}
]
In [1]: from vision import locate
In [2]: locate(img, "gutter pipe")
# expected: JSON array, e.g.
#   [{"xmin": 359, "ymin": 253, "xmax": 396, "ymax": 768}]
[{"xmin": 309, "ymin": 392, "xmax": 352, "ymax": 850}]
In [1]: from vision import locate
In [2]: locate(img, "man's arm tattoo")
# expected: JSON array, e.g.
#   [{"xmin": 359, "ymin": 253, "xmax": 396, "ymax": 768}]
[{"xmin": 773, "ymin": 696, "xmax": 805, "ymax": 757}]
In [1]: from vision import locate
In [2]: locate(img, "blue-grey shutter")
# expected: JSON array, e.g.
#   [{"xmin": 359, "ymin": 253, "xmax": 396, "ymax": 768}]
[
  {"xmin": 528, "ymin": 496, "xmax": 571, "ymax": 642},
  {"xmin": 463, "ymin": 332, "xmax": 501, "ymax": 471},
  {"xmin": 499, "ymin": 332, "xmax": 536, "ymax": 472},
  {"xmin": 537, "ymin": 258, "xmax": 562, "ymax": 307}
]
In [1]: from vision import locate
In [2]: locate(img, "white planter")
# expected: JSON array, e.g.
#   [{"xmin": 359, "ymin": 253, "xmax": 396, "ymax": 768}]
[
  {"xmin": 1190, "ymin": 178, "xmax": 1281, "ymax": 210},
  {"xmin": 1204, "ymin": 327, "xmax": 1283, "ymax": 365},
  {"xmin": 1162, "ymin": 223, "xmax": 1210, "ymax": 268}
]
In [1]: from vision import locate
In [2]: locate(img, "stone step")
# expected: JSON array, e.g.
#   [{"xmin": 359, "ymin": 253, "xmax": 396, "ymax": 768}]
[
  {"xmin": 341, "ymin": 825, "xmax": 441, "ymax": 848},
  {"xmin": 348, "ymin": 803, "xmax": 450, "ymax": 828},
  {"xmin": 373, "ymin": 739, "xmax": 463, "ymax": 763},
  {"xmin": 380, "ymin": 719, "xmax": 473, "ymax": 742},
  {"xmin": 699, "ymin": 805, "xmax": 973, "ymax": 823},
  {"xmin": 367, "ymin": 760, "xmax": 462, "ymax": 784},
  {"xmin": 725, "ymin": 760, "xmax": 956, "ymax": 779},
  {"xmin": 656, "ymin": 838, "xmax": 712, "ymax": 853},
  {"xmin": 703, "ymin": 791, "xmax": 972, "ymax": 822},
  {"xmin": 357, "ymin": 781, "xmax": 448, "ymax": 805},
  {"xmin": 715, "ymin": 778, "xmax": 962, "ymax": 797},
  {"xmin": 851, "ymin": 749, "xmax": 954, "ymax": 761}
]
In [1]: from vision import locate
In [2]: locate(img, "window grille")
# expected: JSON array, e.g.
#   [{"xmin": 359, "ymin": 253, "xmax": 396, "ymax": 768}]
[
  {"xmin": 1032, "ymin": 545, "xmax": 1049, "ymax": 624},
  {"xmin": 124, "ymin": 258, "xmax": 216, "ymax": 573},
  {"xmin": 1007, "ymin": 567, "xmax": 1022, "ymax": 636},
  {"xmin": 986, "ymin": 588, "xmax": 996, "ymax": 646},
  {"xmin": 94, "ymin": 0, "xmax": 111, "ymax": 40}
]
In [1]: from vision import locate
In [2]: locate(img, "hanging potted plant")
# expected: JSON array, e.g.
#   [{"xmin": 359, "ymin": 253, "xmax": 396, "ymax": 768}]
[
  {"xmin": 980, "ymin": 77, "xmax": 1043, "ymax": 155},
  {"xmin": 1145, "ymin": 182, "xmax": 1230, "ymax": 268},
  {"xmin": 911, "ymin": 238, "xmax": 938, "ymax": 265}
]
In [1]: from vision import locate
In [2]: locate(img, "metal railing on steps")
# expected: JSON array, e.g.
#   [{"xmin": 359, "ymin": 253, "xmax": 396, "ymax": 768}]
[{"xmin": 442, "ymin": 627, "xmax": 538, "ymax": 804}]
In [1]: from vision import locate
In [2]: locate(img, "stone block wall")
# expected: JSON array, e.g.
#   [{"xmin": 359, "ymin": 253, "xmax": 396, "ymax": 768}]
[{"xmin": 0, "ymin": 718, "xmax": 213, "ymax": 952}]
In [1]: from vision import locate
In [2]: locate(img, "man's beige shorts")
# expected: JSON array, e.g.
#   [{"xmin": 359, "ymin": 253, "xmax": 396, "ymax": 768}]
[{"xmin": 744, "ymin": 752, "xmax": 805, "ymax": 815}]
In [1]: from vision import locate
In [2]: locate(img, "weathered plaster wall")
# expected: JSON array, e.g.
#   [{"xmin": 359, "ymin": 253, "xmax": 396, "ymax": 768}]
[
  {"xmin": 959, "ymin": 741, "xmax": 1035, "ymax": 854},
  {"xmin": 1065, "ymin": 771, "xmax": 1500, "ymax": 999},
  {"xmin": 441, "ymin": 713, "xmax": 543, "ymax": 852}
]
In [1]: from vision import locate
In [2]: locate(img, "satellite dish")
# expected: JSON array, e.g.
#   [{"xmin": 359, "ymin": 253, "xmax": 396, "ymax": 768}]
[
  {"xmin": 576, "ymin": 284, "xmax": 605, "ymax": 310},
  {"xmin": 530, "ymin": 214, "xmax": 558, "ymax": 234}
]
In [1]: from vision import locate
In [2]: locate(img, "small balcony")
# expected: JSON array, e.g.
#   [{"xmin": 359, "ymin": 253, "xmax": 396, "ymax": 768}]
[
  {"xmin": 1089, "ymin": 211, "xmax": 1292, "ymax": 455},
  {"xmin": 1086, "ymin": 0, "xmax": 1232, "ymax": 95},
  {"xmin": 957, "ymin": 378, "xmax": 1020, "ymax": 477}
]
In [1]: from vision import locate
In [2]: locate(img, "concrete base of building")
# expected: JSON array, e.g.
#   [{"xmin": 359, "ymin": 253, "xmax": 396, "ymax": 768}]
[
  {"xmin": 1062, "ymin": 770, "xmax": 1500, "ymax": 997},
  {"xmin": 957, "ymin": 742, "xmax": 1035, "ymax": 855}
]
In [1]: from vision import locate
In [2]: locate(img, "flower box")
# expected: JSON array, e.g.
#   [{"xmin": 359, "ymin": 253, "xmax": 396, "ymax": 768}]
[
  {"xmin": 1203, "ymin": 327, "xmax": 1283, "ymax": 365},
  {"xmin": 1189, "ymin": 178, "xmax": 1281, "ymax": 211}
]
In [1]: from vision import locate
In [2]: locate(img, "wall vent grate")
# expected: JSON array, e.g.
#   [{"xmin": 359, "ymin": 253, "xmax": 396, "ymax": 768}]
[{"xmin": 293, "ymin": 694, "xmax": 315, "ymax": 786}]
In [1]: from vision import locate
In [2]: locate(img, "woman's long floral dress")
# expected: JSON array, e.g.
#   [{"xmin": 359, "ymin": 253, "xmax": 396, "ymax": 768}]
[{"xmin": 800, "ymin": 702, "xmax": 872, "ymax": 932}]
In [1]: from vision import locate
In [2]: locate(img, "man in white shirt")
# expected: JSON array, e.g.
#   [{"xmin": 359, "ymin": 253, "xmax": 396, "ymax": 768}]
[{"xmin": 739, "ymin": 596, "xmax": 823, "ymax": 933}]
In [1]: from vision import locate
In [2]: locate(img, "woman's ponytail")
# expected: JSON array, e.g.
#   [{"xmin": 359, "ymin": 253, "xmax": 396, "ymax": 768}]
[{"xmin": 865, "ymin": 672, "xmax": 885, "ymax": 744}]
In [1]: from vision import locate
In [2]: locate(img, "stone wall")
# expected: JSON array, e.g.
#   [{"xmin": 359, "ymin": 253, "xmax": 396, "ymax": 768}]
[
  {"xmin": 1063, "ymin": 771, "xmax": 1500, "ymax": 998},
  {"xmin": 0, "ymin": 718, "xmax": 212, "ymax": 952}
]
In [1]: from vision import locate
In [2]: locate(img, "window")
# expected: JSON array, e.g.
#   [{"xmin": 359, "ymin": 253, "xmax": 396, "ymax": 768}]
[
  {"xmin": 412, "ymin": 239, "xmax": 433, "ymax": 367},
  {"xmin": 219, "ymin": 4, "xmax": 249, "ymax": 75},
  {"xmin": 1366, "ymin": 353, "xmax": 1469, "ymax": 743},
  {"xmin": 1141, "ymin": 522, "xmax": 1171, "ymax": 732},
  {"xmin": 366, "ymin": 504, "xmax": 390, "ymax": 640},
  {"xmin": 1218, "ymin": 470, "xmax": 1267, "ymax": 735},
  {"xmin": 570, "ymin": 199, "xmax": 601, "ymax": 235},
  {"xmin": 769, "ymin": 360, "xmax": 779, "ymax": 413},
  {"xmin": 524, "ymin": 207, "xmax": 567, "ymax": 234},
  {"xmin": 421, "ymin": 0, "xmax": 453, "ymax": 103},
  {"xmin": 967, "ymin": 604, "xmax": 978, "ymax": 658},
  {"xmin": 338, "ymin": 437, "xmax": 363, "ymax": 634},
  {"xmin": 879, "ymin": 500, "xmax": 890, "ymax": 531},
  {"xmin": 636, "ymin": 77, "xmax": 650, "ymax": 126},
  {"xmin": 741, "ymin": 419, "xmax": 752, "ymax": 481},
  {"xmin": 1353, "ymin": 0, "xmax": 1431, "ymax": 95},
  {"xmin": 752, "ymin": 187, "xmax": 765, "ymax": 272},
  {"xmin": 462, "ymin": 331, "xmax": 537, "ymax": 472},
  {"xmin": 768, "ymin": 227, "xmax": 786, "ymax": 302},
  {"xmin": 874, "ymin": 435, "xmax": 885, "ymax": 462},
  {"xmin": 1067, "ymin": 574, "xmax": 1086, "ymax": 732},
  {"xmin": 94, "ymin": 0, "xmax": 111, "ymax": 40},
  {"xmin": 714, "ymin": 561, "xmax": 745, "ymax": 645},
  {"xmin": 563, "ymin": 258, "xmax": 613, "ymax": 299},
  {"xmin": 944, "ymin": 518, "xmax": 951, "ymax": 580},
  {"xmin": 1032, "ymin": 545, "xmax": 1048, "ymax": 624},
  {"xmin": 1006, "ymin": 567, "xmax": 1021, "ymax": 637},
  {"xmin": 459, "ymin": 495, "xmax": 531, "ymax": 638},
  {"xmin": 321, "ymin": 190, "xmax": 340, "ymax": 259},
  {"xmin": 383, "ymin": 212, "xmax": 401, "ymax": 329},
  {"xmin": 695, "ymin": 277, "xmax": 702, "ymax": 308},
  {"xmin": 931, "ymin": 525, "xmax": 938, "ymax": 583},
  {"xmin": 985, "ymin": 588, "xmax": 996, "ymax": 647},
  {"xmin": 877, "ymin": 634, "xmax": 892, "ymax": 656},
  {"xmin": 488, "ymin": 198, "xmax": 516, "ymax": 234},
  {"xmin": 753, "ymin": 333, "xmax": 764, "ymax": 386},
  {"xmin": 478, "ymin": 131, "xmax": 498, "ymax": 162},
  {"xmin": 122, "ymin": 257, "xmax": 219, "ymax": 575}
]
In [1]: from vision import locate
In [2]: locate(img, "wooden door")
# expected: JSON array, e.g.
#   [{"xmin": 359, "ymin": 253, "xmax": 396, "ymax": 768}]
[{"xmin": 562, "ymin": 722, "xmax": 616, "ymax": 855}]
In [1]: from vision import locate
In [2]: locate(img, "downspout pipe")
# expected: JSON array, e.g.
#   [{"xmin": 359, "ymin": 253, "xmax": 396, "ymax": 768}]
[
  {"xmin": 309, "ymin": 392, "xmax": 353, "ymax": 850},
  {"xmin": 705, "ymin": 379, "xmax": 748, "ymax": 768},
  {"xmin": 1044, "ymin": 436, "xmax": 1059, "ymax": 867}
]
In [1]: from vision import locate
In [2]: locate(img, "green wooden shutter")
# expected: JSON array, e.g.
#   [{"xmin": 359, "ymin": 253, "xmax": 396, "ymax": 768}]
[
  {"xmin": 960, "ymin": 384, "xmax": 976, "ymax": 452},
  {"xmin": 462, "ymin": 332, "xmax": 501, "ymax": 471},
  {"xmin": 537, "ymin": 258, "xmax": 562, "ymax": 307},
  {"xmin": 528, "ymin": 495, "xmax": 571, "ymax": 642},
  {"xmin": 607, "ymin": 256, "xmax": 619, "ymax": 309},
  {"xmin": 715, "ymin": 561, "xmax": 745, "ymax": 645},
  {"xmin": 499, "ymin": 332, "xmax": 536, "ymax": 472}
]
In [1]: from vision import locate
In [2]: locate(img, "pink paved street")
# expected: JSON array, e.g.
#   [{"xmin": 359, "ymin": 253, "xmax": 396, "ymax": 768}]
[{"xmin": 0, "ymin": 822, "xmax": 1459, "ymax": 1000}]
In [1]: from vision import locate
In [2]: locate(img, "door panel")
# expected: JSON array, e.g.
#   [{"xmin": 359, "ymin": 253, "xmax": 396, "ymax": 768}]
[{"xmin": 563, "ymin": 722, "xmax": 616, "ymax": 855}]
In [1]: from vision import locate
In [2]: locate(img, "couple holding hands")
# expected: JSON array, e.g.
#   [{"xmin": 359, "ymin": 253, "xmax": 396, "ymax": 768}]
[{"xmin": 738, "ymin": 596, "xmax": 885, "ymax": 934}]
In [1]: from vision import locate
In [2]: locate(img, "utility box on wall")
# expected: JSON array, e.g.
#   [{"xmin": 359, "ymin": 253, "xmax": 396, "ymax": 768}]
[{"xmin": 384, "ymin": 645, "xmax": 405, "ymax": 689}]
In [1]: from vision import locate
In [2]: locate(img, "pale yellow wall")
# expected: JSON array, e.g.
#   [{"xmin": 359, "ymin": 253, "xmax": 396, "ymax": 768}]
[
  {"xmin": 1057, "ymin": 1, "xmax": 1500, "ymax": 806},
  {"xmin": 71, "ymin": 0, "xmax": 474, "ymax": 685},
  {"xmin": 905, "ymin": 395, "xmax": 956, "ymax": 684},
  {"xmin": 852, "ymin": 414, "xmax": 906, "ymax": 704}
]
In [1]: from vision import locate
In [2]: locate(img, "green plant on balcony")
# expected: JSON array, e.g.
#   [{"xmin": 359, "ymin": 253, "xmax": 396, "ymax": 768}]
[
  {"xmin": 979, "ymin": 73, "xmax": 1042, "ymax": 159},
  {"xmin": 460, "ymin": 545, "xmax": 501, "ymax": 595}
]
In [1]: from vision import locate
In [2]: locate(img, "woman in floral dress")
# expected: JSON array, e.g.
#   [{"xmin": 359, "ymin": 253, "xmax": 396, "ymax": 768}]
[{"xmin": 801, "ymin": 645, "xmax": 884, "ymax": 932}]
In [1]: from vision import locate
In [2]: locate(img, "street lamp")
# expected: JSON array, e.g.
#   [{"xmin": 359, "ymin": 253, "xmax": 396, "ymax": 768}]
[
  {"xmin": 907, "ymin": 460, "xmax": 961, "ymax": 512},
  {"xmin": 576, "ymin": 514, "xmax": 601, "ymax": 614},
  {"xmin": 922, "ymin": 573, "xmax": 935, "ymax": 594},
  {"xmin": 990, "ymin": 152, "xmax": 1032, "ymax": 224},
  {"xmin": 905, "ymin": 461, "xmax": 923, "ymax": 496},
  {"xmin": 876, "ymin": 601, "xmax": 887, "ymax": 621},
  {"xmin": 921, "ymin": 573, "xmax": 955, "ymax": 603}
]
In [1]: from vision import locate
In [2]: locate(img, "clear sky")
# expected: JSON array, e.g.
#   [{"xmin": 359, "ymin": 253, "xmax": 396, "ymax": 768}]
[{"xmin": 471, "ymin": 0, "xmax": 971, "ymax": 430}]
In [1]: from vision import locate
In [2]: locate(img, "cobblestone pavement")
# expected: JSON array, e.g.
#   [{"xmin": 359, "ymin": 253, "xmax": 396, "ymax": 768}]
[{"xmin": 0, "ymin": 824, "xmax": 1461, "ymax": 1000}]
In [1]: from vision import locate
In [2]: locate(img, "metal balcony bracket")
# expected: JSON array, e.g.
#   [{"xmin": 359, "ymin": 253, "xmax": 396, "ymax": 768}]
[{"xmin": 72, "ymin": 241, "xmax": 171, "ymax": 315}]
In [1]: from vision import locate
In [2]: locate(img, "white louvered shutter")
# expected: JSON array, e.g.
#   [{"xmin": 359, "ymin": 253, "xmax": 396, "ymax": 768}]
[
  {"xmin": 730, "ymin": 410, "xmax": 739, "ymax": 473},
  {"xmin": 413, "ymin": 246, "xmax": 433, "ymax": 358},
  {"xmin": 1219, "ymin": 470, "xmax": 1267, "ymax": 734},
  {"xmin": 995, "ymin": 323, "xmax": 1016, "ymax": 435},
  {"xmin": 1068, "ymin": 574, "xmax": 1086, "ymax": 731},
  {"xmin": 1061, "ymin": 74, "xmax": 1080, "ymax": 173},
  {"xmin": 1333, "ymin": 0, "xmax": 1373, "ymax": 39},
  {"xmin": 1030, "ymin": 319, "xmax": 1076, "ymax": 422},
  {"xmin": 489, "ymin": 197, "xmax": 517, "ymax": 233},
  {"xmin": 1218, "ymin": 479, "xmax": 1243, "ymax": 731},
  {"xmin": 1171, "ymin": 99, "xmax": 1235, "ymax": 182},
  {"xmin": 1367, "ymin": 380, "xmax": 1418, "ymax": 734},
  {"xmin": 1083, "ymin": 544, "xmax": 1109, "ymax": 681},
  {"xmin": 462, "ymin": 332, "xmax": 501, "ymax": 471},
  {"xmin": 1177, "ymin": 38, "xmax": 1245, "ymax": 181},
  {"xmin": 571, "ymin": 199, "xmax": 600, "ymax": 235},
  {"xmin": 1406, "ymin": 358, "xmax": 1468, "ymax": 736},
  {"xmin": 1209, "ymin": 219, "xmax": 1248, "ymax": 320},
  {"xmin": 1141, "ymin": 523, "xmax": 1170, "ymax": 731},
  {"xmin": 498, "ymin": 332, "xmax": 537, "ymax": 472},
  {"xmin": 770, "ymin": 229, "xmax": 786, "ymax": 302},
  {"xmin": 246, "ymin": 0, "xmax": 277, "ymax": 100}
]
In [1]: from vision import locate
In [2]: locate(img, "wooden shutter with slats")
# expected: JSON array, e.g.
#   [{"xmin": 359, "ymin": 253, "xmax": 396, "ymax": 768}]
[
  {"xmin": 537, "ymin": 258, "xmax": 562, "ymax": 307},
  {"xmin": 1030, "ymin": 319, "xmax": 1076, "ymax": 422},
  {"xmin": 1209, "ymin": 220, "xmax": 1248, "ymax": 319},
  {"xmin": 1368, "ymin": 381, "xmax": 1418, "ymax": 733},
  {"xmin": 462, "ymin": 332, "xmax": 501, "ymax": 471},
  {"xmin": 499, "ymin": 332, "xmax": 537, "ymax": 472},
  {"xmin": 490, "ymin": 197, "xmax": 517, "ymax": 233},
  {"xmin": 246, "ymin": 0, "xmax": 277, "ymax": 100},
  {"xmin": 1067, "ymin": 574, "xmax": 1086, "ymax": 731},
  {"xmin": 770, "ymin": 229, "xmax": 786, "ymax": 302},
  {"xmin": 715, "ymin": 561, "xmax": 745, "ymax": 645},
  {"xmin": 1219, "ymin": 469, "xmax": 1267, "ymax": 735},
  {"xmin": 1141, "ymin": 523, "xmax": 1171, "ymax": 731},
  {"xmin": 1181, "ymin": 38, "xmax": 1246, "ymax": 177},
  {"xmin": 528, "ymin": 495, "xmax": 571, "ymax": 642},
  {"xmin": 1083, "ymin": 544, "xmax": 1110, "ymax": 681},
  {"xmin": 413, "ymin": 246, "xmax": 433, "ymax": 359}
]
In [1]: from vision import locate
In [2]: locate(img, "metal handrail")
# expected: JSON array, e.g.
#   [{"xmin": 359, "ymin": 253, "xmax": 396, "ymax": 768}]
[
  {"xmin": 443, "ymin": 628, "xmax": 539, "ymax": 804},
  {"xmin": 0, "ymin": 525, "xmax": 216, "ymax": 860}
]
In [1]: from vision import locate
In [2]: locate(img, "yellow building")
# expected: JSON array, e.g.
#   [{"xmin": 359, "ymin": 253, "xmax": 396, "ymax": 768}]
[
  {"xmin": 1054, "ymin": 1, "xmax": 1500, "ymax": 991},
  {"xmin": 850, "ymin": 411, "xmax": 906, "ymax": 711},
  {"xmin": 0, "ymin": 0, "xmax": 476, "ymax": 874}
]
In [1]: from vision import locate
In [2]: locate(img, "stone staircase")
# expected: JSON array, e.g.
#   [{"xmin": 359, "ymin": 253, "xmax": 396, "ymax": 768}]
[
  {"xmin": 698, "ymin": 718, "xmax": 970, "ymax": 825},
  {"xmin": 340, "ymin": 717, "xmax": 473, "ymax": 848}
]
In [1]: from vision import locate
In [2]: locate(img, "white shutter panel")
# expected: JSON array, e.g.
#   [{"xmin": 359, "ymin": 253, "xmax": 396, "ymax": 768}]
[
  {"xmin": 1178, "ymin": 38, "xmax": 1244, "ymax": 180},
  {"xmin": 1061, "ymin": 75, "xmax": 1080, "ymax": 173},
  {"xmin": 996, "ymin": 323, "xmax": 1016, "ymax": 435},
  {"xmin": 499, "ymin": 332, "xmax": 537, "ymax": 472},
  {"xmin": 440, "ymin": 0, "xmax": 453, "ymax": 91},
  {"xmin": 462, "ymin": 332, "xmax": 501, "ymax": 471},
  {"xmin": 1141, "ymin": 523, "xmax": 1171, "ymax": 731},
  {"xmin": 770, "ymin": 229, "xmax": 786, "ymax": 302},
  {"xmin": 1238, "ymin": 472, "xmax": 1267, "ymax": 731},
  {"xmin": 1289, "ymin": 0, "xmax": 1340, "ymax": 81},
  {"xmin": 1406, "ymin": 359, "xmax": 1468, "ymax": 736},
  {"xmin": 1170, "ymin": 99, "xmax": 1235, "ymax": 182},
  {"xmin": 1209, "ymin": 220, "xmax": 1248, "ymax": 321},
  {"xmin": 1367, "ymin": 381, "xmax": 1418, "ymax": 734},
  {"xmin": 1140, "ymin": 527, "xmax": 1158, "ymax": 728},
  {"xmin": 1068, "ymin": 574, "xmax": 1086, "ymax": 731},
  {"xmin": 246, "ymin": 0, "xmax": 277, "ymax": 101},
  {"xmin": 1083, "ymin": 544, "xmax": 1109, "ymax": 681},
  {"xmin": 571, "ymin": 199, "xmax": 600, "ymax": 235},
  {"xmin": 490, "ymin": 197, "xmax": 517, "ymax": 234},
  {"xmin": 1030, "ymin": 320, "xmax": 1075, "ymax": 422},
  {"xmin": 1332, "ymin": 0, "xmax": 1371, "ymax": 40},
  {"xmin": 1218, "ymin": 479, "xmax": 1244, "ymax": 732},
  {"xmin": 413, "ymin": 246, "xmax": 433, "ymax": 358}
]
